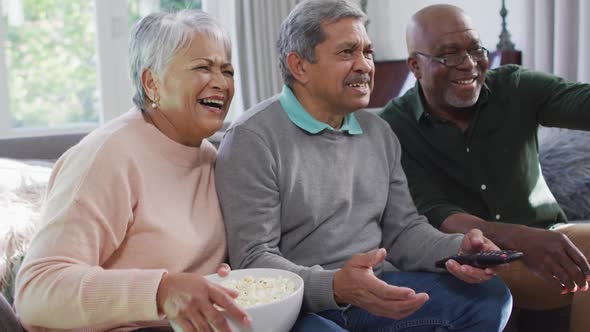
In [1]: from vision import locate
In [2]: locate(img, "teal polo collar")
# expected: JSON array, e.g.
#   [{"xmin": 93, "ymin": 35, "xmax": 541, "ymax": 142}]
[{"xmin": 278, "ymin": 85, "xmax": 363, "ymax": 135}]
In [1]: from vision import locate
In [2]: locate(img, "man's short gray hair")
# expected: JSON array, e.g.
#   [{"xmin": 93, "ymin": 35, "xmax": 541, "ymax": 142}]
[
  {"xmin": 129, "ymin": 10, "xmax": 231, "ymax": 110},
  {"xmin": 277, "ymin": 0, "xmax": 367, "ymax": 86}
]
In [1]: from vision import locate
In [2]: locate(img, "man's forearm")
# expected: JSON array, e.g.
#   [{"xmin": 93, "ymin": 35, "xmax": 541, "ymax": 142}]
[{"xmin": 440, "ymin": 212, "xmax": 528, "ymax": 249}]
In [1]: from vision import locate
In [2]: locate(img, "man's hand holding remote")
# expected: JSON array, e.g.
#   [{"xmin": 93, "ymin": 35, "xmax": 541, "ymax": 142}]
[{"xmin": 443, "ymin": 229, "xmax": 510, "ymax": 284}]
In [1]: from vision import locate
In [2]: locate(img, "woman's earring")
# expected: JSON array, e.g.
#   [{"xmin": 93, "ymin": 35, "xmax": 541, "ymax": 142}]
[{"xmin": 151, "ymin": 101, "xmax": 157, "ymax": 109}]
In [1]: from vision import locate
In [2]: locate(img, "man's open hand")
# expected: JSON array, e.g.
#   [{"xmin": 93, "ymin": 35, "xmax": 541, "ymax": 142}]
[{"xmin": 333, "ymin": 248, "xmax": 429, "ymax": 319}]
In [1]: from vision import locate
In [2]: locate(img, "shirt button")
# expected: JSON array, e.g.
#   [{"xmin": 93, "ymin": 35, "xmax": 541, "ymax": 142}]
[
  {"xmin": 481, "ymin": 184, "xmax": 487, "ymax": 190},
  {"xmin": 495, "ymin": 214, "xmax": 501, "ymax": 220}
]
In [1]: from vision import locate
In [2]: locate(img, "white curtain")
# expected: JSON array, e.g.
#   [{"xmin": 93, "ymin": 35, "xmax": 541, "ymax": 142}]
[
  {"xmin": 203, "ymin": 0, "xmax": 297, "ymax": 117},
  {"xmin": 524, "ymin": 0, "xmax": 590, "ymax": 82},
  {"xmin": 235, "ymin": 0, "xmax": 299, "ymax": 109}
]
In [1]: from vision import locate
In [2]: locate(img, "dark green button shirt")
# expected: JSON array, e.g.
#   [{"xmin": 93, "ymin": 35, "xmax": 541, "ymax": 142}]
[{"xmin": 380, "ymin": 65, "xmax": 590, "ymax": 230}]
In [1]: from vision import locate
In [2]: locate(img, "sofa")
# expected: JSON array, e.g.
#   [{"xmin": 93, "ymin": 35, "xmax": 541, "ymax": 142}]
[{"xmin": 0, "ymin": 126, "xmax": 589, "ymax": 331}]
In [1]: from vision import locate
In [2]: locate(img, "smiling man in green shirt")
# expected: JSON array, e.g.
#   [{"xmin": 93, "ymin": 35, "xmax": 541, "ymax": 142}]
[{"xmin": 380, "ymin": 4, "xmax": 590, "ymax": 331}]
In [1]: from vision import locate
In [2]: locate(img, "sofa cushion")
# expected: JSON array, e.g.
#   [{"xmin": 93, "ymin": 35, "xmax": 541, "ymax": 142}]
[
  {"xmin": 539, "ymin": 127, "xmax": 590, "ymax": 221},
  {"xmin": 0, "ymin": 158, "xmax": 52, "ymax": 302}
]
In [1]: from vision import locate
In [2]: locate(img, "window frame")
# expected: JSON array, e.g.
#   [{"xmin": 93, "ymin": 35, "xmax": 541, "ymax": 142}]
[
  {"xmin": 0, "ymin": 3, "xmax": 12, "ymax": 137},
  {"xmin": 94, "ymin": 0, "xmax": 135, "ymax": 126}
]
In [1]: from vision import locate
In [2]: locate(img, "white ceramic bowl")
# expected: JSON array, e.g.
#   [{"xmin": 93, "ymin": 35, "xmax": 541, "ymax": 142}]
[{"xmin": 205, "ymin": 268, "xmax": 304, "ymax": 332}]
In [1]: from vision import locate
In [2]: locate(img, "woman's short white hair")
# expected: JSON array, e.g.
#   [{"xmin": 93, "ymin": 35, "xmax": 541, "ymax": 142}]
[{"xmin": 129, "ymin": 10, "xmax": 231, "ymax": 110}]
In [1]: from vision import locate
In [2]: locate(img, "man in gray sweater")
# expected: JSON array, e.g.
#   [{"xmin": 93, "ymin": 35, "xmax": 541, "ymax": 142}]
[{"xmin": 215, "ymin": 0, "xmax": 512, "ymax": 331}]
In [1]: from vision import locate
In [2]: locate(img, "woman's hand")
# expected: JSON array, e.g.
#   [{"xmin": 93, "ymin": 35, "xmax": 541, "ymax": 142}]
[
  {"xmin": 217, "ymin": 263, "xmax": 231, "ymax": 277},
  {"xmin": 157, "ymin": 272, "xmax": 251, "ymax": 332}
]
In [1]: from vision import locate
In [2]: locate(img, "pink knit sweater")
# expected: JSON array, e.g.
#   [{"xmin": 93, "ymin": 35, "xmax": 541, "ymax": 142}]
[{"xmin": 14, "ymin": 109, "xmax": 227, "ymax": 331}]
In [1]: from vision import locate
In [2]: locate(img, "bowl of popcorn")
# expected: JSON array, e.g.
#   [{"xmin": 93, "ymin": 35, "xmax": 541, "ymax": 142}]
[{"xmin": 205, "ymin": 268, "xmax": 304, "ymax": 332}]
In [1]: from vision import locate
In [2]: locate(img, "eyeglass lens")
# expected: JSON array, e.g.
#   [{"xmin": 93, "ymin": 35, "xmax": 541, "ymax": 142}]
[{"xmin": 446, "ymin": 49, "xmax": 487, "ymax": 66}]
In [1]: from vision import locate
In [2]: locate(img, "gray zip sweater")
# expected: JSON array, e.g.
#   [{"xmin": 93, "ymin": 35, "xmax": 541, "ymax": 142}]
[{"xmin": 215, "ymin": 96, "xmax": 463, "ymax": 313}]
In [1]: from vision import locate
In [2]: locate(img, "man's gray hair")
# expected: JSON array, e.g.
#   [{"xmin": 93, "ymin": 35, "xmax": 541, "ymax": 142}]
[
  {"xmin": 277, "ymin": 0, "xmax": 367, "ymax": 86},
  {"xmin": 129, "ymin": 10, "xmax": 231, "ymax": 109}
]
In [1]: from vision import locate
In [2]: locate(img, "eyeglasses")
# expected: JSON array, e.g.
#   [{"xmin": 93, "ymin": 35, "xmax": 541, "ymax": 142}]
[{"xmin": 414, "ymin": 47, "xmax": 489, "ymax": 67}]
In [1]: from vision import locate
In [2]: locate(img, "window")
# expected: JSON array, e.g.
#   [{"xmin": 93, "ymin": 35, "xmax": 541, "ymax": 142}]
[
  {"xmin": 0, "ymin": 0, "xmax": 212, "ymax": 139},
  {"xmin": 1, "ymin": 0, "xmax": 99, "ymax": 137},
  {"xmin": 128, "ymin": 0, "xmax": 202, "ymax": 24}
]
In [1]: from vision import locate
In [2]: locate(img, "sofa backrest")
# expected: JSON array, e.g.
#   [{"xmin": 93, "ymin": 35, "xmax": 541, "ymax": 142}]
[{"xmin": 0, "ymin": 133, "xmax": 86, "ymax": 161}]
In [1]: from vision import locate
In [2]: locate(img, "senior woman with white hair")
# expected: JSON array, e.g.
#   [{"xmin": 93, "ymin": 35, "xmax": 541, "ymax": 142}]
[{"xmin": 12, "ymin": 9, "xmax": 250, "ymax": 332}]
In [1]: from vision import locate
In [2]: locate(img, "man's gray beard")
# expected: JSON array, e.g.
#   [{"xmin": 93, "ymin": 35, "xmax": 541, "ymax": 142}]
[{"xmin": 445, "ymin": 88, "xmax": 480, "ymax": 109}]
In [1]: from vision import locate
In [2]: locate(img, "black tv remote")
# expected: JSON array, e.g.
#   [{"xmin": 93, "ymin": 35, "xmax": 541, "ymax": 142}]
[{"xmin": 435, "ymin": 250, "xmax": 524, "ymax": 269}]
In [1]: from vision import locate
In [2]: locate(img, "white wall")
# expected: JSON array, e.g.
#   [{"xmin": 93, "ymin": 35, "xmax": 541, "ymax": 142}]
[{"xmin": 365, "ymin": 0, "xmax": 526, "ymax": 61}]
